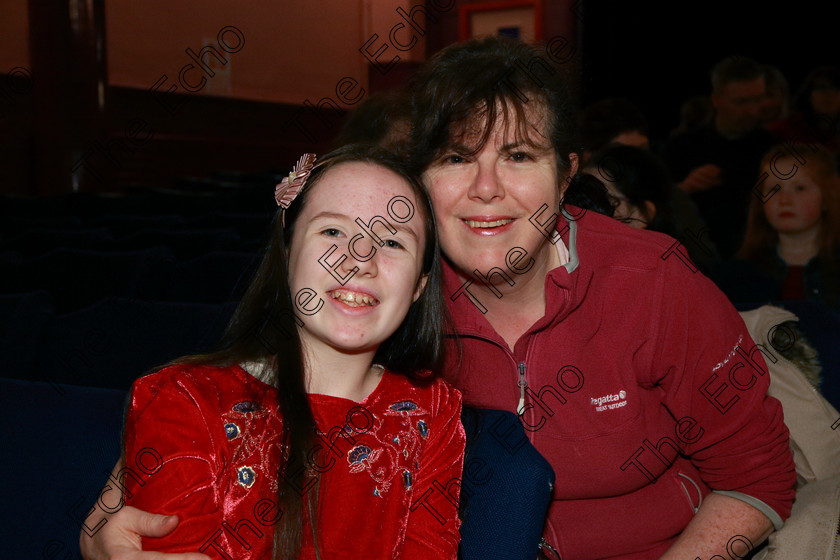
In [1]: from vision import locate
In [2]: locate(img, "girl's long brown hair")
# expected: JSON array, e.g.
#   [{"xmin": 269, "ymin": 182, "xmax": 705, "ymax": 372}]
[
  {"xmin": 737, "ymin": 143, "xmax": 840, "ymax": 305},
  {"xmin": 172, "ymin": 144, "xmax": 447, "ymax": 557}
]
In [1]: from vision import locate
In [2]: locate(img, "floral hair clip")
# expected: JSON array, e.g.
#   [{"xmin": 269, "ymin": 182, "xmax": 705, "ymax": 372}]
[{"xmin": 274, "ymin": 153, "xmax": 317, "ymax": 209}]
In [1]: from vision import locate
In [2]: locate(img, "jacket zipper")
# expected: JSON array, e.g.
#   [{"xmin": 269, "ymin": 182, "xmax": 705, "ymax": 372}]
[
  {"xmin": 517, "ymin": 361, "xmax": 527, "ymax": 415},
  {"xmin": 458, "ymin": 333, "xmax": 562, "ymax": 555}
]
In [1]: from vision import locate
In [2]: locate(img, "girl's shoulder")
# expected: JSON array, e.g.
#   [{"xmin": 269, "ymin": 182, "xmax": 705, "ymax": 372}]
[
  {"xmin": 134, "ymin": 362, "xmax": 245, "ymax": 389},
  {"xmin": 374, "ymin": 372, "xmax": 462, "ymax": 419},
  {"xmin": 130, "ymin": 362, "xmax": 272, "ymax": 412}
]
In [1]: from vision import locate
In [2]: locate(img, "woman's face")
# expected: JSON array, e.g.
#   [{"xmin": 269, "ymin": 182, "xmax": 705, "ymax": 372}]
[
  {"xmin": 762, "ymin": 160, "xmax": 823, "ymax": 235},
  {"xmin": 584, "ymin": 167, "xmax": 650, "ymax": 229},
  {"xmin": 811, "ymin": 87, "xmax": 840, "ymax": 118},
  {"xmin": 421, "ymin": 105, "xmax": 576, "ymax": 281}
]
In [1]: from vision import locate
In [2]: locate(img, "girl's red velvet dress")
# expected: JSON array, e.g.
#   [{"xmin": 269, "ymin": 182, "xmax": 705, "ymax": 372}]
[{"xmin": 123, "ymin": 363, "xmax": 465, "ymax": 559}]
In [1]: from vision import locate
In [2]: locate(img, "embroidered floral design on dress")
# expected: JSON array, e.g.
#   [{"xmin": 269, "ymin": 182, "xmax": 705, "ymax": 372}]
[
  {"xmin": 225, "ymin": 422, "xmax": 240, "ymax": 440},
  {"xmin": 389, "ymin": 401, "xmax": 419, "ymax": 412},
  {"xmin": 237, "ymin": 466, "xmax": 256, "ymax": 488},
  {"xmin": 342, "ymin": 422, "xmax": 365, "ymax": 435},
  {"xmin": 384, "ymin": 399, "xmax": 428, "ymax": 459},
  {"xmin": 222, "ymin": 399, "xmax": 284, "ymax": 494},
  {"xmin": 348, "ymin": 445, "xmax": 382, "ymax": 473},
  {"xmin": 232, "ymin": 401, "xmax": 260, "ymax": 413},
  {"xmin": 336, "ymin": 398, "xmax": 429, "ymax": 495}
]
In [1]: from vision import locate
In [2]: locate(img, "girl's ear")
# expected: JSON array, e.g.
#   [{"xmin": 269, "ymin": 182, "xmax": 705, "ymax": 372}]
[{"xmin": 413, "ymin": 274, "xmax": 429, "ymax": 303}]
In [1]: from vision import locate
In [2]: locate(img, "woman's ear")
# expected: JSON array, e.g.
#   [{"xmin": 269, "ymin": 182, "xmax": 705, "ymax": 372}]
[
  {"xmin": 643, "ymin": 200, "xmax": 657, "ymax": 222},
  {"xmin": 413, "ymin": 274, "xmax": 429, "ymax": 303},
  {"xmin": 560, "ymin": 153, "xmax": 581, "ymax": 196}
]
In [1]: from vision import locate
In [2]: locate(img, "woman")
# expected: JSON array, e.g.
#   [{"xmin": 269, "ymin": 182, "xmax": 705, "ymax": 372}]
[
  {"xmin": 82, "ymin": 37, "xmax": 795, "ymax": 560},
  {"xmin": 584, "ymin": 144, "xmax": 678, "ymax": 232},
  {"xmin": 768, "ymin": 65, "xmax": 840, "ymax": 154},
  {"xmin": 583, "ymin": 144, "xmax": 720, "ymax": 275}
]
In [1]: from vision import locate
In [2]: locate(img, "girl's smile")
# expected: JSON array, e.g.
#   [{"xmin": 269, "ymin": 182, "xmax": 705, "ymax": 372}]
[{"xmin": 327, "ymin": 287, "xmax": 380, "ymax": 309}]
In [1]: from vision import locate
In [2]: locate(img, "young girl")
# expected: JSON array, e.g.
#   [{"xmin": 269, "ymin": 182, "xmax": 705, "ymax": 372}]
[
  {"xmin": 123, "ymin": 144, "xmax": 465, "ymax": 559},
  {"xmin": 718, "ymin": 143, "xmax": 840, "ymax": 310}
]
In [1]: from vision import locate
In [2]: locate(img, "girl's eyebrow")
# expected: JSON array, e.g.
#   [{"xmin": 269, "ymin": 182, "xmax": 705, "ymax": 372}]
[
  {"xmin": 391, "ymin": 222, "xmax": 420, "ymax": 241},
  {"xmin": 310, "ymin": 211, "xmax": 420, "ymax": 241},
  {"xmin": 310, "ymin": 211, "xmax": 350, "ymax": 222}
]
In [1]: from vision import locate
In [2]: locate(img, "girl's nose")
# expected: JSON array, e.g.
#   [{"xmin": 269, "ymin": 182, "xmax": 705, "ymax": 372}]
[
  {"xmin": 343, "ymin": 234, "xmax": 378, "ymax": 276},
  {"xmin": 777, "ymin": 188, "xmax": 794, "ymax": 204}
]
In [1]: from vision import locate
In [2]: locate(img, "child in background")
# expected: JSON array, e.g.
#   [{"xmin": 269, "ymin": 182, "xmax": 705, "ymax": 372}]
[
  {"xmin": 717, "ymin": 143, "xmax": 840, "ymax": 311},
  {"xmin": 123, "ymin": 144, "xmax": 464, "ymax": 559}
]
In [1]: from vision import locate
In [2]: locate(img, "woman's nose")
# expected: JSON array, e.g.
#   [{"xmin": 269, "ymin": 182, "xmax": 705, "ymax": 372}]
[{"xmin": 469, "ymin": 160, "xmax": 505, "ymax": 202}]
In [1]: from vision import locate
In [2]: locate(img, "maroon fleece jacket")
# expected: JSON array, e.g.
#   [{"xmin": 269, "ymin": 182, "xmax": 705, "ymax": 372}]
[{"xmin": 442, "ymin": 206, "xmax": 796, "ymax": 560}]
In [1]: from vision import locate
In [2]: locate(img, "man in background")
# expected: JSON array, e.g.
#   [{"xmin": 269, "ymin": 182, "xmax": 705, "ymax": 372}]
[{"xmin": 662, "ymin": 56, "xmax": 776, "ymax": 259}]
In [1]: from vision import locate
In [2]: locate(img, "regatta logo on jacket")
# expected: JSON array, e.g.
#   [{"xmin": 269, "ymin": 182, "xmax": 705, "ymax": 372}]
[{"xmin": 591, "ymin": 390, "xmax": 627, "ymax": 411}]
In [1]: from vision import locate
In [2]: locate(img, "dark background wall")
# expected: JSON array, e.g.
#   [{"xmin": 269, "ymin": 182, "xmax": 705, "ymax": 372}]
[
  {"xmin": 1, "ymin": 0, "xmax": 836, "ymax": 196},
  {"xmin": 576, "ymin": 0, "xmax": 837, "ymax": 145}
]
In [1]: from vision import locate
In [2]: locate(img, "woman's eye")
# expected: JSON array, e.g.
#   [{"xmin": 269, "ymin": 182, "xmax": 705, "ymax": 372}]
[
  {"xmin": 384, "ymin": 239, "xmax": 404, "ymax": 249},
  {"xmin": 510, "ymin": 152, "xmax": 531, "ymax": 162},
  {"xmin": 321, "ymin": 228, "xmax": 342, "ymax": 237},
  {"xmin": 445, "ymin": 154, "xmax": 465, "ymax": 164}
]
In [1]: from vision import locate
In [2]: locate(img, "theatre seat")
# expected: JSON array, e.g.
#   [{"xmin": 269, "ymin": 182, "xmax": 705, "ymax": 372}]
[
  {"xmin": 187, "ymin": 212, "xmax": 274, "ymax": 248},
  {"xmin": 0, "ymin": 247, "xmax": 176, "ymax": 313},
  {"xmin": 0, "ymin": 290, "xmax": 54, "ymax": 379},
  {"xmin": 161, "ymin": 251, "xmax": 260, "ymax": 303},
  {"xmin": 1, "ymin": 214, "xmax": 83, "ymax": 235},
  {"xmin": 113, "ymin": 228, "xmax": 241, "ymax": 260},
  {"xmin": 3, "ymin": 227, "xmax": 115, "ymax": 257},
  {"xmin": 90, "ymin": 213, "xmax": 187, "ymax": 237},
  {"xmin": 32, "ymin": 297, "xmax": 236, "ymax": 390},
  {"xmin": 0, "ymin": 377, "xmax": 126, "ymax": 560}
]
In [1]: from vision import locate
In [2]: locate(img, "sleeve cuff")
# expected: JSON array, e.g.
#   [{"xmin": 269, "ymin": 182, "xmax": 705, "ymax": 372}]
[{"xmin": 712, "ymin": 490, "xmax": 784, "ymax": 531}]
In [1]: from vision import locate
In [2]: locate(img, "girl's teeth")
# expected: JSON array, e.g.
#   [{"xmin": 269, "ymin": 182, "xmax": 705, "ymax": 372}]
[
  {"xmin": 330, "ymin": 290, "xmax": 376, "ymax": 306},
  {"xmin": 465, "ymin": 219, "xmax": 513, "ymax": 228}
]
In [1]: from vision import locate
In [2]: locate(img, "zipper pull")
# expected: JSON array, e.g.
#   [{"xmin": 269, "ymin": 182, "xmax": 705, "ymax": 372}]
[{"xmin": 517, "ymin": 361, "xmax": 527, "ymax": 415}]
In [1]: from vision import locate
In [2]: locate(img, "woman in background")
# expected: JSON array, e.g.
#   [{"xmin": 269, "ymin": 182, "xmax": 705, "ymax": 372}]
[{"xmin": 584, "ymin": 144, "xmax": 719, "ymax": 273}]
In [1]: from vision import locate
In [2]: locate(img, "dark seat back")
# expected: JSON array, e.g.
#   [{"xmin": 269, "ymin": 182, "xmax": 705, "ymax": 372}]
[
  {"xmin": 0, "ymin": 377, "xmax": 126, "ymax": 559},
  {"xmin": 33, "ymin": 298, "xmax": 236, "ymax": 390}
]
